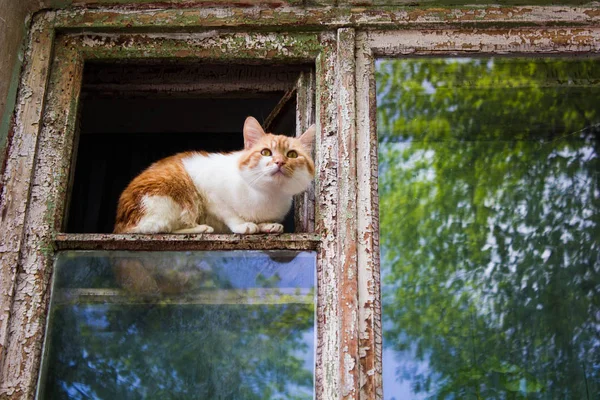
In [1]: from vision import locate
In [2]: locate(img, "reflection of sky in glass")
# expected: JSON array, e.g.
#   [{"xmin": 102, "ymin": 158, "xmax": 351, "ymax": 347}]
[
  {"xmin": 39, "ymin": 251, "xmax": 315, "ymax": 400},
  {"xmin": 378, "ymin": 58, "xmax": 600, "ymax": 399}
]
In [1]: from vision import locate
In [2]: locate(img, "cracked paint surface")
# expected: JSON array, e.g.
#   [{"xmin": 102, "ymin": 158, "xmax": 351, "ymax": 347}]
[{"xmin": 1, "ymin": 3, "xmax": 599, "ymax": 400}]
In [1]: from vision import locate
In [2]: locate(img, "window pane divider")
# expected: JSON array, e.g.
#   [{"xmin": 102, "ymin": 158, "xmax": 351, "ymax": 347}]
[
  {"xmin": 54, "ymin": 287, "xmax": 314, "ymax": 306},
  {"xmin": 54, "ymin": 233, "xmax": 321, "ymax": 251}
]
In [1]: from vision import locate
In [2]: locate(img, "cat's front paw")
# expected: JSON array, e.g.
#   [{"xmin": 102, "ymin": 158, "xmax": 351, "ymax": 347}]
[
  {"xmin": 258, "ymin": 223, "xmax": 284, "ymax": 233},
  {"xmin": 231, "ymin": 222, "xmax": 259, "ymax": 234}
]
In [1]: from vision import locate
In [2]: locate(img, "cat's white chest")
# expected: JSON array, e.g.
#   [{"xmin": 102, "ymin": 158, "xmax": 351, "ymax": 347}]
[
  {"xmin": 233, "ymin": 189, "xmax": 291, "ymax": 222},
  {"xmin": 182, "ymin": 153, "xmax": 292, "ymax": 226}
]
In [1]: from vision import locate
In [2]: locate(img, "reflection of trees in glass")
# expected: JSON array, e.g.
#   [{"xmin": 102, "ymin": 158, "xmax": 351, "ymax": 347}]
[
  {"xmin": 378, "ymin": 58, "xmax": 600, "ymax": 399},
  {"xmin": 40, "ymin": 252, "xmax": 314, "ymax": 400}
]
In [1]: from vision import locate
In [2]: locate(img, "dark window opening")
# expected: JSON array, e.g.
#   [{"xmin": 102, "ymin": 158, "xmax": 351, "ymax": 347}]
[{"xmin": 65, "ymin": 62, "xmax": 312, "ymax": 234}]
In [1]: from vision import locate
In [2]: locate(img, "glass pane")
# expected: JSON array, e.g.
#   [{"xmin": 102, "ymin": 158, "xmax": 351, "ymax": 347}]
[
  {"xmin": 38, "ymin": 251, "xmax": 315, "ymax": 400},
  {"xmin": 377, "ymin": 58, "xmax": 600, "ymax": 399}
]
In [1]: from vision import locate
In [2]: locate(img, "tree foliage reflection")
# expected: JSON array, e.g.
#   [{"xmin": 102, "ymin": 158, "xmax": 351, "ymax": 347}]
[
  {"xmin": 40, "ymin": 252, "xmax": 314, "ymax": 400},
  {"xmin": 377, "ymin": 58, "xmax": 600, "ymax": 399}
]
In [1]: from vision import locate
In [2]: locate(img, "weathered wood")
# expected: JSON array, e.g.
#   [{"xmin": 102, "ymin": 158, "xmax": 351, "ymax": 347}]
[
  {"xmin": 1, "ymin": 28, "xmax": 330, "ymax": 399},
  {"xmin": 0, "ymin": 12, "xmax": 55, "ymax": 386},
  {"xmin": 53, "ymin": 6, "xmax": 600, "ymax": 30},
  {"xmin": 69, "ymin": 31, "xmax": 321, "ymax": 61},
  {"xmin": 0, "ymin": 35, "xmax": 84, "ymax": 399},
  {"xmin": 4, "ymin": 6, "xmax": 600, "ymax": 400},
  {"xmin": 81, "ymin": 63, "xmax": 310, "ymax": 96},
  {"xmin": 336, "ymin": 27, "xmax": 360, "ymax": 400},
  {"xmin": 315, "ymin": 30, "xmax": 340, "ymax": 400},
  {"xmin": 342, "ymin": 0, "xmax": 592, "ymax": 4},
  {"xmin": 369, "ymin": 27, "xmax": 600, "ymax": 55},
  {"xmin": 69, "ymin": 0, "xmax": 311, "ymax": 6},
  {"xmin": 295, "ymin": 70, "xmax": 316, "ymax": 233},
  {"xmin": 54, "ymin": 233, "xmax": 321, "ymax": 251},
  {"xmin": 0, "ymin": 252, "xmax": 19, "ymax": 372},
  {"xmin": 356, "ymin": 31, "xmax": 382, "ymax": 400}
]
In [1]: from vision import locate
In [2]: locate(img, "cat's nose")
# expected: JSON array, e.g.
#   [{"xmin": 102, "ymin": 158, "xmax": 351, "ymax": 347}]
[{"xmin": 274, "ymin": 159, "xmax": 286, "ymax": 167}]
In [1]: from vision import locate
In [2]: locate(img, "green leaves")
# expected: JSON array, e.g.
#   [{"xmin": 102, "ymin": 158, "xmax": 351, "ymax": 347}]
[
  {"xmin": 40, "ymin": 252, "xmax": 316, "ymax": 400},
  {"xmin": 379, "ymin": 58, "xmax": 600, "ymax": 399},
  {"xmin": 490, "ymin": 359, "xmax": 545, "ymax": 394}
]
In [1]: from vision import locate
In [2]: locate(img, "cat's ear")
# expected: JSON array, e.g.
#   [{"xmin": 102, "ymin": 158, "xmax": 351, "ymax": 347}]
[
  {"xmin": 243, "ymin": 116, "xmax": 266, "ymax": 150},
  {"xmin": 299, "ymin": 124, "xmax": 316, "ymax": 153}
]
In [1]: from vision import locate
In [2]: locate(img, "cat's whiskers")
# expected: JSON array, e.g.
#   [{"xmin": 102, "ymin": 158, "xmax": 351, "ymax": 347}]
[
  {"xmin": 288, "ymin": 172, "xmax": 305, "ymax": 186},
  {"xmin": 246, "ymin": 168, "xmax": 273, "ymax": 186}
]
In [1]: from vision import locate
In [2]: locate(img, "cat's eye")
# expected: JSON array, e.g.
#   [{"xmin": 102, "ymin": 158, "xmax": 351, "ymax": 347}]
[
  {"xmin": 261, "ymin": 149, "xmax": 272, "ymax": 156},
  {"xmin": 287, "ymin": 150, "xmax": 298, "ymax": 158}
]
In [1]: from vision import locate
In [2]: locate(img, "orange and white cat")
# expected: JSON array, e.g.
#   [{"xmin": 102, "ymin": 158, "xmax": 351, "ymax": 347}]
[{"xmin": 114, "ymin": 116, "xmax": 315, "ymax": 234}]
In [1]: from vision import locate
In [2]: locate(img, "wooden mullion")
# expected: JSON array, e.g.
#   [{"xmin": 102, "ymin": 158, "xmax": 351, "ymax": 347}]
[
  {"xmin": 54, "ymin": 233, "xmax": 321, "ymax": 251},
  {"xmin": 314, "ymin": 30, "xmax": 340, "ymax": 400},
  {"xmin": 294, "ymin": 70, "xmax": 316, "ymax": 233},
  {"xmin": 336, "ymin": 27, "xmax": 360, "ymax": 400},
  {"xmin": 356, "ymin": 31, "xmax": 382, "ymax": 400}
]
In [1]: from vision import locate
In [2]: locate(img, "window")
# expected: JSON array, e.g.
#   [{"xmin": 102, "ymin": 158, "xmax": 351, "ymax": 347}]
[
  {"xmin": 1, "ymin": 5, "xmax": 599, "ymax": 400},
  {"xmin": 365, "ymin": 31, "xmax": 600, "ymax": 399},
  {"xmin": 378, "ymin": 56, "xmax": 600, "ymax": 399},
  {"xmin": 38, "ymin": 251, "xmax": 315, "ymax": 399},
  {"xmin": 44, "ymin": 30, "xmax": 322, "ymax": 398},
  {"xmin": 67, "ymin": 62, "xmax": 314, "ymax": 233},
  {"xmin": 1, "ymin": 26, "xmax": 335, "ymax": 399}
]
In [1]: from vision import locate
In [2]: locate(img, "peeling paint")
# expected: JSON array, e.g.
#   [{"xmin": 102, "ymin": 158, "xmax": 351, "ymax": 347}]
[
  {"xmin": 356, "ymin": 30, "xmax": 382, "ymax": 400},
  {"xmin": 370, "ymin": 27, "xmax": 600, "ymax": 55},
  {"xmin": 54, "ymin": 233, "xmax": 321, "ymax": 250},
  {"xmin": 0, "ymin": 15, "xmax": 56, "ymax": 399},
  {"xmin": 336, "ymin": 27, "xmax": 360, "ymax": 400},
  {"xmin": 61, "ymin": 31, "xmax": 322, "ymax": 61},
  {"xmin": 0, "ymin": 23, "xmax": 80, "ymax": 399},
  {"xmin": 52, "ymin": 6, "xmax": 600, "ymax": 30},
  {"xmin": 342, "ymin": 352, "xmax": 357, "ymax": 396},
  {"xmin": 2, "ymin": 4, "xmax": 600, "ymax": 400},
  {"xmin": 314, "ymin": 30, "xmax": 341, "ymax": 400}
]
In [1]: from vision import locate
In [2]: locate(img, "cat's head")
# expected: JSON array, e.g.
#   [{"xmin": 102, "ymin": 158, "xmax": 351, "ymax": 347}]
[{"xmin": 238, "ymin": 116, "xmax": 315, "ymax": 195}]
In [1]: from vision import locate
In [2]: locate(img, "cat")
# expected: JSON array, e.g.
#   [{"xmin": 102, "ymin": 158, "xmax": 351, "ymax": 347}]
[{"xmin": 113, "ymin": 116, "xmax": 315, "ymax": 234}]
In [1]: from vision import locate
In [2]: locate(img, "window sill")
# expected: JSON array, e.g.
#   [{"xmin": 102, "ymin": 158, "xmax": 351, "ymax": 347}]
[{"xmin": 54, "ymin": 233, "xmax": 321, "ymax": 251}]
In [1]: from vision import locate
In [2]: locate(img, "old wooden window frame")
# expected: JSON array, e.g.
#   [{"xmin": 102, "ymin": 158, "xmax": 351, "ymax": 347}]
[
  {"xmin": 0, "ymin": 5, "xmax": 599, "ymax": 400},
  {"xmin": 357, "ymin": 26, "xmax": 600, "ymax": 400},
  {"xmin": 66, "ymin": 62, "xmax": 316, "ymax": 234},
  {"xmin": 0, "ymin": 19, "xmax": 344, "ymax": 399}
]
